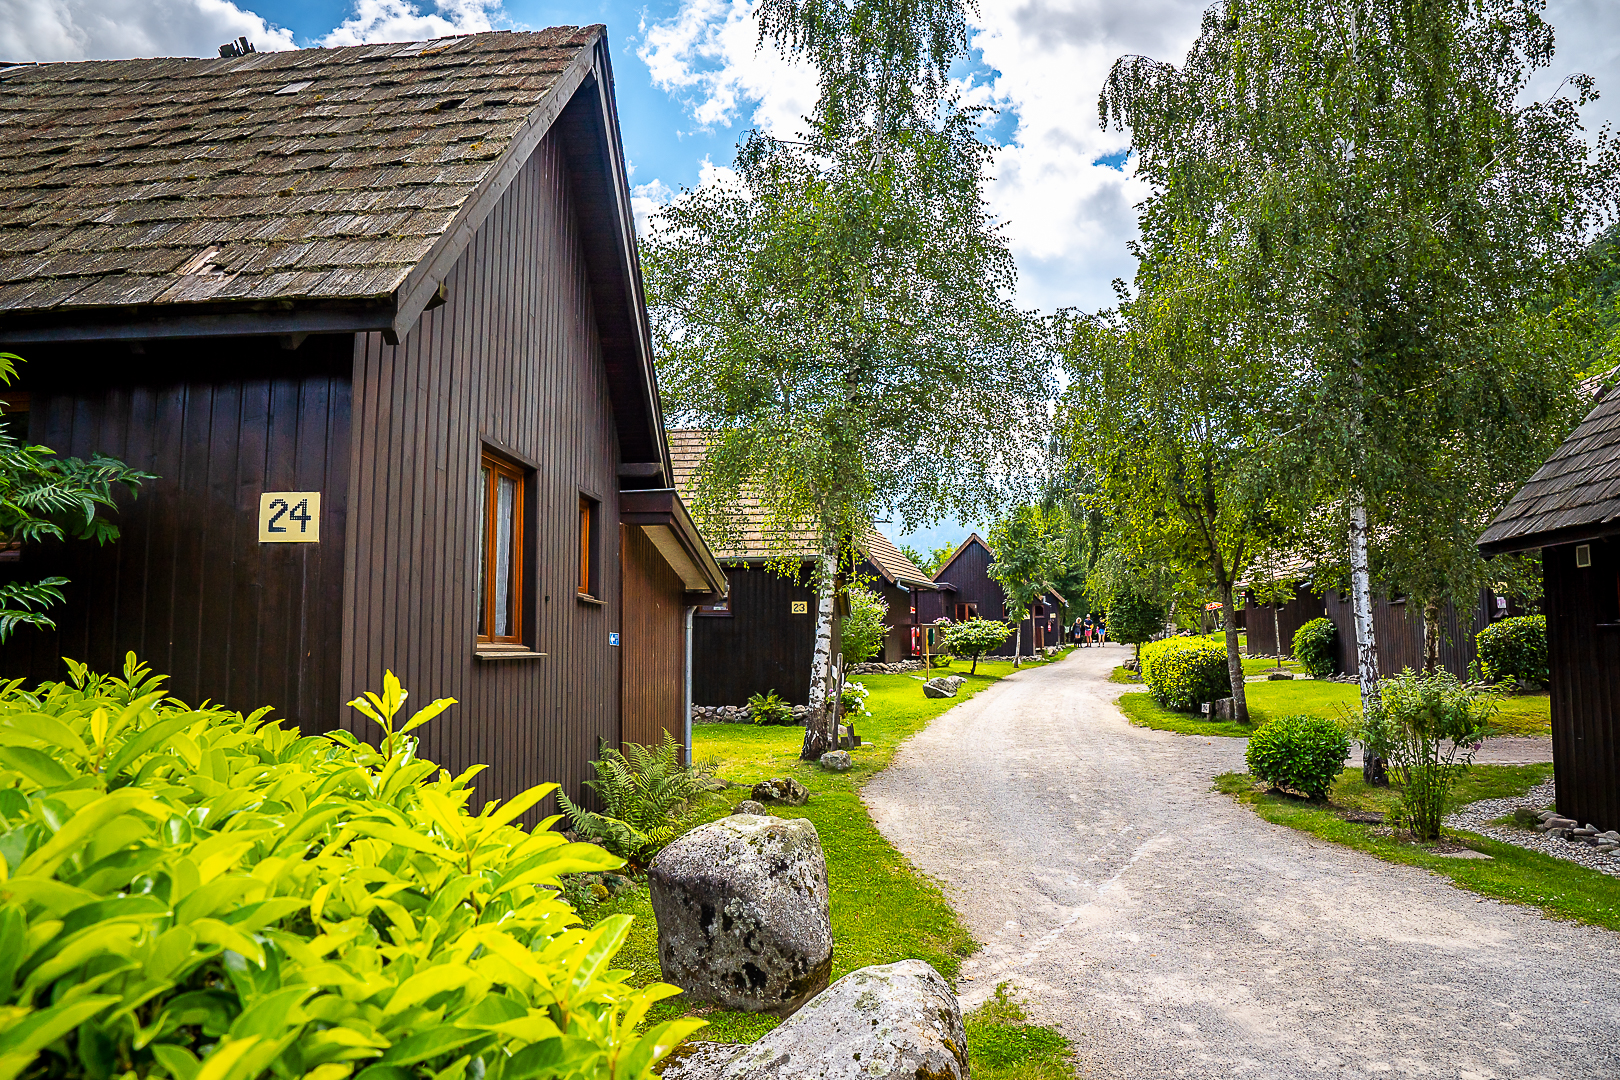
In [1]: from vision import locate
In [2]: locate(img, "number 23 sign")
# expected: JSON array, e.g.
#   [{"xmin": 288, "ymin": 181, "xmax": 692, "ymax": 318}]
[{"xmin": 259, "ymin": 492, "xmax": 321, "ymax": 543}]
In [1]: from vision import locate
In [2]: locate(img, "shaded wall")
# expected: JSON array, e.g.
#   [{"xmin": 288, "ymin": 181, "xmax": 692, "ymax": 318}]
[
  {"xmin": 1546, "ymin": 538, "xmax": 1620, "ymax": 832},
  {"xmin": 620, "ymin": 524, "xmax": 685, "ymax": 749},
  {"xmin": 0, "ymin": 336, "xmax": 352, "ymax": 731},
  {"xmin": 338, "ymin": 132, "xmax": 624, "ymax": 815},
  {"xmin": 693, "ymin": 562, "xmax": 818, "ymax": 705},
  {"xmin": 1243, "ymin": 589, "xmax": 1329, "ymax": 658}
]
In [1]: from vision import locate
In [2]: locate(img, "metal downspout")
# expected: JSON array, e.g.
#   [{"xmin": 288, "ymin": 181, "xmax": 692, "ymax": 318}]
[{"xmin": 683, "ymin": 604, "xmax": 696, "ymax": 766}]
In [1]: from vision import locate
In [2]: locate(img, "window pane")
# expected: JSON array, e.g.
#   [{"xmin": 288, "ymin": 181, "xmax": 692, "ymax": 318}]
[
  {"xmin": 579, "ymin": 497, "xmax": 591, "ymax": 595},
  {"xmin": 478, "ymin": 466, "xmax": 490, "ymax": 637},
  {"xmin": 495, "ymin": 474, "xmax": 517, "ymax": 637}
]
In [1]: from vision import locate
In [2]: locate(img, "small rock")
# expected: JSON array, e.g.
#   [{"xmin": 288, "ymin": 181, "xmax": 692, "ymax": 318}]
[
  {"xmin": 732, "ymin": 800, "xmax": 768, "ymax": 816},
  {"xmin": 718, "ymin": 960, "xmax": 969, "ymax": 1080},
  {"xmin": 1596, "ymin": 844, "xmax": 1619, "ymax": 854},
  {"xmin": 819, "ymin": 750, "xmax": 852, "ymax": 772},
  {"xmin": 1545, "ymin": 816, "xmax": 1578, "ymax": 830},
  {"xmin": 1535, "ymin": 809, "xmax": 1558, "ymax": 822},
  {"xmin": 752, "ymin": 777, "xmax": 810, "ymax": 806},
  {"xmin": 649, "ymin": 815, "xmax": 833, "ymax": 1016}
]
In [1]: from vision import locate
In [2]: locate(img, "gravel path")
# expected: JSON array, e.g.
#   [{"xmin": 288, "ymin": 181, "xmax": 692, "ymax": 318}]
[{"xmin": 864, "ymin": 646, "xmax": 1620, "ymax": 1079}]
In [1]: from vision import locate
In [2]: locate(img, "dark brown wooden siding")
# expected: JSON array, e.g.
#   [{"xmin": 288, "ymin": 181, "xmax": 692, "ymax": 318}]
[
  {"xmin": 620, "ymin": 523, "xmax": 685, "ymax": 748},
  {"xmin": 693, "ymin": 562, "xmax": 818, "ymax": 705},
  {"xmin": 1243, "ymin": 589, "xmax": 1329, "ymax": 658},
  {"xmin": 0, "ymin": 337, "xmax": 351, "ymax": 727},
  {"xmin": 1545, "ymin": 539, "xmax": 1620, "ymax": 832},
  {"xmin": 338, "ymin": 132, "xmax": 623, "ymax": 816},
  {"xmin": 1322, "ymin": 589, "xmax": 1495, "ymax": 680}
]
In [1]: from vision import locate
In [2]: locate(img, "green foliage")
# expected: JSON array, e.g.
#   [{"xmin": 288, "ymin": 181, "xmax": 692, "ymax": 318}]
[
  {"xmin": 1139, "ymin": 637, "xmax": 1231, "ymax": 713},
  {"xmin": 0, "ymin": 657, "xmax": 699, "ymax": 1080},
  {"xmin": 558, "ymin": 733, "xmax": 718, "ymax": 871},
  {"xmin": 898, "ymin": 543, "xmax": 954, "ymax": 576},
  {"xmin": 962, "ymin": 984, "xmax": 1073, "ymax": 1080},
  {"xmin": 1291, "ymin": 618, "xmax": 1337, "ymax": 678},
  {"xmin": 940, "ymin": 618, "xmax": 1011, "ymax": 675},
  {"xmin": 839, "ymin": 681, "xmax": 870, "ymax": 717},
  {"xmin": 1245, "ymin": 714, "xmax": 1352, "ymax": 800},
  {"xmin": 0, "ymin": 354, "xmax": 153, "ymax": 641},
  {"xmin": 839, "ymin": 585, "xmax": 888, "ymax": 664},
  {"xmin": 745, "ymin": 691, "xmax": 794, "ymax": 727},
  {"xmin": 1105, "ymin": 586, "xmax": 1165, "ymax": 650},
  {"xmin": 1475, "ymin": 616, "xmax": 1549, "ymax": 690},
  {"xmin": 1372, "ymin": 669, "xmax": 1495, "ymax": 842}
]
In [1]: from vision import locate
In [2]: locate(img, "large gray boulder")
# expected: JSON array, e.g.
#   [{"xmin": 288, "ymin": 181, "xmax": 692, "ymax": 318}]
[
  {"xmin": 649, "ymin": 815, "xmax": 833, "ymax": 1016},
  {"xmin": 922, "ymin": 677, "xmax": 961, "ymax": 699},
  {"xmin": 718, "ymin": 960, "xmax": 969, "ymax": 1079}
]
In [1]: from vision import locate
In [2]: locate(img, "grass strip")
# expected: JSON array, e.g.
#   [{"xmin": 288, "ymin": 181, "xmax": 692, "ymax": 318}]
[
  {"xmin": 1215, "ymin": 764, "xmax": 1620, "ymax": 931},
  {"xmin": 965, "ymin": 983, "xmax": 1076, "ymax": 1080},
  {"xmin": 598, "ymin": 655, "xmax": 1078, "ymax": 1075}
]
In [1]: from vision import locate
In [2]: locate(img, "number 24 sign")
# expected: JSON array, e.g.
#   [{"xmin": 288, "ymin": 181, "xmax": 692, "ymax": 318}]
[{"xmin": 259, "ymin": 492, "xmax": 321, "ymax": 543}]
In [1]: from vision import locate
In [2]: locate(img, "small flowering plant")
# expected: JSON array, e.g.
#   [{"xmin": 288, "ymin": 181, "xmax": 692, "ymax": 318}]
[{"xmin": 840, "ymin": 680, "xmax": 872, "ymax": 717}]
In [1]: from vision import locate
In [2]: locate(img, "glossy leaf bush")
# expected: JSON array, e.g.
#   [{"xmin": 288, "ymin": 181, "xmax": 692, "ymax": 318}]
[
  {"xmin": 1139, "ymin": 637, "xmax": 1231, "ymax": 712},
  {"xmin": 1290, "ymin": 618, "xmax": 1337, "ymax": 678},
  {"xmin": 1474, "ymin": 615, "xmax": 1548, "ymax": 690},
  {"xmin": 0, "ymin": 656, "xmax": 699, "ymax": 1080},
  {"xmin": 1245, "ymin": 713, "xmax": 1352, "ymax": 801}
]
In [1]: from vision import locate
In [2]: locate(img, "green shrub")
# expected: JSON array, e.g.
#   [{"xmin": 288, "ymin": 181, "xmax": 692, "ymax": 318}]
[
  {"xmin": 746, "ymin": 690, "xmax": 793, "ymax": 725},
  {"xmin": 941, "ymin": 618, "xmax": 1012, "ymax": 675},
  {"xmin": 0, "ymin": 655, "xmax": 699, "ymax": 1080},
  {"xmin": 1475, "ymin": 615, "xmax": 1548, "ymax": 689},
  {"xmin": 839, "ymin": 586, "xmax": 888, "ymax": 663},
  {"xmin": 557, "ymin": 731, "xmax": 718, "ymax": 869},
  {"xmin": 1139, "ymin": 637, "xmax": 1231, "ymax": 712},
  {"xmin": 1245, "ymin": 713, "xmax": 1352, "ymax": 800},
  {"xmin": 840, "ymin": 680, "xmax": 871, "ymax": 717},
  {"xmin": 1373, "ymin": 668, "xmax": 1494, "ymax": 841},
  {"xmin": 1291, "ymin": 617, "xmax": 1337, "ymax": 677}
]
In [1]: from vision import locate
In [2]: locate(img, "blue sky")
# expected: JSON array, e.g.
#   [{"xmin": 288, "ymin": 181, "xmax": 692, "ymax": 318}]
[{"xmin": 3, "ymin": 0, "xmax": 1615, "ymax": 556}]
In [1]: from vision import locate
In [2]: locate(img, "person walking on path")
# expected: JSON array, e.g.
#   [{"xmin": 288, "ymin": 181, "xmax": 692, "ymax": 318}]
[
  {"xmin": 1082, "ymin": 614, "xmax": 1095, "ymax": 647},
  {"xmin": 1096, "ymin": 614, "xmax": 1107, "ymax": 646},
  {"xmin": 1071, "ymin": 615, "xmax": 1083, "ymax": 645}
]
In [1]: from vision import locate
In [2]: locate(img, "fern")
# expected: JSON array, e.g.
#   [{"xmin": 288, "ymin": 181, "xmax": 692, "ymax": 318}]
[{"xmin": 558, "ymin": 732, "xmax": 717, "ymax": 867}]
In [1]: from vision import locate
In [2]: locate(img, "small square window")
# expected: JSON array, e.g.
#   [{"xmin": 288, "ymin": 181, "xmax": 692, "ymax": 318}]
[
  {"xmin": 478, "ymin": 452, "xmax": 526, "ymax": 645},
  {"xmin": 697, "ymin": 593, "xmax": 731, "ymax": 617}
]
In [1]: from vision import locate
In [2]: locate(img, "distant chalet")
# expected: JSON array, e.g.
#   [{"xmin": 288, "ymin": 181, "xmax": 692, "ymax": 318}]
[{"xmin": 0, "ymin": 29, "xmax": 726, "ymax": 815}]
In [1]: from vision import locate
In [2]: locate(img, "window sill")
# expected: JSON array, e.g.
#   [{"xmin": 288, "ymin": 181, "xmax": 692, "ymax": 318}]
[
  {"xmin": 475, "ymin": 646, "xmax": 547, "ymax": 661},
  {"xmin": 577, "ymin": 593, "xmax": 603, "ymax": 607}
]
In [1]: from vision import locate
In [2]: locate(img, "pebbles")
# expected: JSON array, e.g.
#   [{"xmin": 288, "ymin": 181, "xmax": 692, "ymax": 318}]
[{"xmin": 1444, "ymin": 780, "xmax": 1620, "ymax": 878}]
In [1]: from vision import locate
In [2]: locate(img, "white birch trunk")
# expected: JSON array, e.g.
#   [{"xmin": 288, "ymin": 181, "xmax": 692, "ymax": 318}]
[
  {"xmin": 802, "ymin": 547, "xmax": 838, "ymax": 759},
  {"xmin": 1348, "ymin": 487, "xmax": 1386, "ymax": 784}
]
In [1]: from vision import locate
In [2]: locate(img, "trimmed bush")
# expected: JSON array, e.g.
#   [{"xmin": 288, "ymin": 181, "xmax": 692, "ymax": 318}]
[
  {"xmin": 0, "ymin": 655, "xmax": 699, "ymax": 1080},
  {"xmin": 1475, "ymin": 615, "xmax": 1548, "ymax": 689},
  {"xmin": 941, "ymin": 618, "xmax": 1012, "ymax": 675},
  {"xmin": 1292, "ymin": 617, "xmax": 1337, "ymax": 677},
  {"xmin": 1245, "ymin": 713, "xmax": 1352, "ymax": 800},
  {"xmin": 1139, "ymin": 637, "xmax": 1232, "ymax": 712}
]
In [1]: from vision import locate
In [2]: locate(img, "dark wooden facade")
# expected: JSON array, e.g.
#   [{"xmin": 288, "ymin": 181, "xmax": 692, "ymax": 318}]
[
  {"xmin": 692, "ymin": 562, "xmax": 820, "ymax": 706},
  {"xmin": 0, "ymin": 32, "xmax": 726, "ymax": 816},
  {"xmin": 921, "ymin": 534, "xmax": 1062, "ymax": 655}
]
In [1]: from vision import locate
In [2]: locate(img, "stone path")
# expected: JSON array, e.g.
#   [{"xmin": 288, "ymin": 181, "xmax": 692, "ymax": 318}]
[{"xmin": 864, "ymin": 646, "xmax": 1620, "ymax": 1079}]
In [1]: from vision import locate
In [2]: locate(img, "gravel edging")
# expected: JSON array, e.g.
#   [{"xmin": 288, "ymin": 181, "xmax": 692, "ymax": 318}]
[{"xmin": 1446, "ymin": 780, "xmax": 1620, "ymax": 878}]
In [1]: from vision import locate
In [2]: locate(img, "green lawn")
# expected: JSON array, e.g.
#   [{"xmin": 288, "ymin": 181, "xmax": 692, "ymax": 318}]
[
  {"xmin": 1486, "ymin": 693, "xmax": 1552, "ymax": 736},
  {"xmin": 1214, "ymin": 764, "xmax": 1620, "ymax": 931},
  {"xmin": 1117, "ymin": 678, "xmax": 1359, "ymax": 738},
  {"xmin": 1242, "ymin": 656, "xmax": 1303, "ymax": 676},
  {"xmin": 596, "ymin": 655, "xmax": 1077, "ymax": 1075},
  {"xmin": 1109, "ymin": 665, "xmax": 1143, "ymax": 684}
]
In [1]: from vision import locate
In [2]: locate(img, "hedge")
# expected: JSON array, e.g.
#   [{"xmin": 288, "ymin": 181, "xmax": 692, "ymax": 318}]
[
  {"xmin": 0, "ymin": 656, "xmax": 698, "ymax": 1080},
  {"xmin": 1475, "ymin": 615, "xmax": 1548, "ymax": 689},
  {"xmin": 1139, "ymin": 637, "xmax": 1232, "ymax": 712},
  {"xmin": 1292, "ymin": 617, "xmax": 1337, "ymax": 677}
]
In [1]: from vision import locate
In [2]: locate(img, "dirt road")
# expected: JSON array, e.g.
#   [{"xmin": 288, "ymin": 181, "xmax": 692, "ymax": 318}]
[{"xmin": 864, "ymin": 647, "xmax": 1619, "ymax": 1079}]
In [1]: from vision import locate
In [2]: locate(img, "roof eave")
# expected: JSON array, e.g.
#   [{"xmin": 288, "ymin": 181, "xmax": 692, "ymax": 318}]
[{"xmin": 1478, "ymin": 518, "xmax": 1620, "ymax": 557}]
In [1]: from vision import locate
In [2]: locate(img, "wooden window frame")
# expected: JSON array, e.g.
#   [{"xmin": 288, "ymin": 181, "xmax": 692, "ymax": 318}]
[
  {"xmin": 578, "ymin": 492, "xmax": 601, "ymax": 602},
  {"xmin": 477, "ymin": 452, "xmax": 527, "ymax": 646},
  {"xmin": 696, "ymin": 593, "xmax": 732, "ymax": 617}
]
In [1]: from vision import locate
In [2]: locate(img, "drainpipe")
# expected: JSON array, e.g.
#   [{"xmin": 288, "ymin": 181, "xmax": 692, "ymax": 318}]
[{"xmin": 683, "ymin": 604, "xmax": 697, "ymax": 766}]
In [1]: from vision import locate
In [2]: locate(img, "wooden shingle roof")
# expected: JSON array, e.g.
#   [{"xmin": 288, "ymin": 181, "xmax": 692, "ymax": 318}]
[
  {"xmin": 666, "ymin": 428, "xmax": 934, "ymax": 586},
  {"xmin": 1478, "ymin": 383, "xmax": 1620, "ymax": 554},
  {"xmin": 0, "ymin": 29, "xmax": 600, "ymax": 339}
]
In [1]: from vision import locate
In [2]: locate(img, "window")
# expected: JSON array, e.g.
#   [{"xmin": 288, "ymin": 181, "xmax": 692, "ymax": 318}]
[
  {"xmin": 477, "ymin": 452, "xmax": 525, "ymax": 645},
  {"xmin": 954, "ymin": 602, "xmax": 978, "ymax": 622},
  {"xmin": 697, "ymin": 593, "xmax": 732, "ymax": 617},
  {"xmin": 578, "ymin": 493, "xmax": 600, "ymax": 600}
]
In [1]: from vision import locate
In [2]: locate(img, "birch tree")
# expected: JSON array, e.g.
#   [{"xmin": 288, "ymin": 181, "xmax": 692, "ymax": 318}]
[
  {"xmin": 1101, "ymin": 0, "xmax": 1617, "ymax": 736},
  {"xmin": 645, "ymin": 0, "xmax": 1048, "ymax": 758}
]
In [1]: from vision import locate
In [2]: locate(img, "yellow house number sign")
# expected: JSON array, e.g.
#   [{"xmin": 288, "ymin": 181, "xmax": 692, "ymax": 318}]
[
  {"xmin": 791, "ymin": 601, "xmax": 808, "ymax": 614},
  {"xmin": 259, "ymin": 492, "xmax": 321, "ymax": 543}
]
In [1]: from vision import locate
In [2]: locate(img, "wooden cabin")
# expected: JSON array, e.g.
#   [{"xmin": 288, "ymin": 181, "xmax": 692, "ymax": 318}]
[
  {"xmin": 0, "ymin": 29, "xmax": 726, "ymax": 813},
  {"xmin": 918, "ymin": 533, "xmax": 1066, "ymax": 654},
  {"xmin": 1478, "ymin": 375, "xmax": 1620, "ymax": 831},
  {"xmin": 666, "ymin": 431, "xmax": 938, "ymax": 704}
]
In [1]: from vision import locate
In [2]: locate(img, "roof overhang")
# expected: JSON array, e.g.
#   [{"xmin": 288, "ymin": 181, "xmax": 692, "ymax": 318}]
[
  {"xmin": 620, "ymin": 488, "xmax": 728, "ymax": 597},
  {"xmin": 1478, "ymin": 519, "xmax": 1620, "ymax": 557}
]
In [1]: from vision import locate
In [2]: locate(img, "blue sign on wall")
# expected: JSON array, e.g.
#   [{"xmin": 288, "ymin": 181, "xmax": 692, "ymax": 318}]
[{"xmin": 609, "ymin": 632, "xmax": 620, "ymax": 647}]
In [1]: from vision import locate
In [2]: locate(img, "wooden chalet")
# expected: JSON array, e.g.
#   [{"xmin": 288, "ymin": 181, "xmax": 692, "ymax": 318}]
[
  {"xmin": 0, "ymin": 29, "xmax": 727, "ymax": 812},
  {"xmin": 667, "ymin": 431, "xmax": 938, "ymax": 704},
  {"xmin": 1479, "ymin": 372, "xmax": 1620, "ymax": 831},
  {"xmin": 918, "ymin": 533, "xmax": 1067, "ymax": 654}
]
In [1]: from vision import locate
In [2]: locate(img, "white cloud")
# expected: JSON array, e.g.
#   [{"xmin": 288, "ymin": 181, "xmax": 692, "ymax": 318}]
[
  {"xmin": 632, "ymin": 178, "xmax": 675, "ymax": 234},
  {"xmin": 0, "ymin": 0, "xmax": 295, "ymax": 61},
  {"xmin": 637, "ymin": 0, "xmax": 817, "ymax": 135},
  {"xmin": 320, "ymin": 0, "xmax": 502, "ymax": 47}
]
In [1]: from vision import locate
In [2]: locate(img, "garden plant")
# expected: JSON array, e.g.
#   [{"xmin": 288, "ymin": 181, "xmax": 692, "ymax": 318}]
[
  {"xmin": 1474, "ymin": 615, "xmax": 1549, "ymax": 690},
  {"xmin": 1139, "ymin": 636, "xmax": 1232, "ymax": 712},
  {"xmin": 1244, "ymin": 713, "xmax": 1352, "ymax": 800},
  {"xmin": 0, "ymin": 655, "xmax": 698, "ymax": 1080},
  {"xmin": 745, "ymin": 690, "xmax": 793, "ymax": 726},
  {"xmin": 1291, "ymin": 618, "xmax": 1337, "ymax": 678},
  {"xmin": 557, "ymin": 732, "xmax": 720, "ymax": 870},
  {"xmin": 940, "ymin": 618, "xmax": 1012, "ymax": 675},
  {"xmin": 838, "ymin": 586, "xmax": 888, "ymax": 664},
  {"xmin": 1372, "ymin": 669, "xmax": 1494, "ymax": 841}
]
